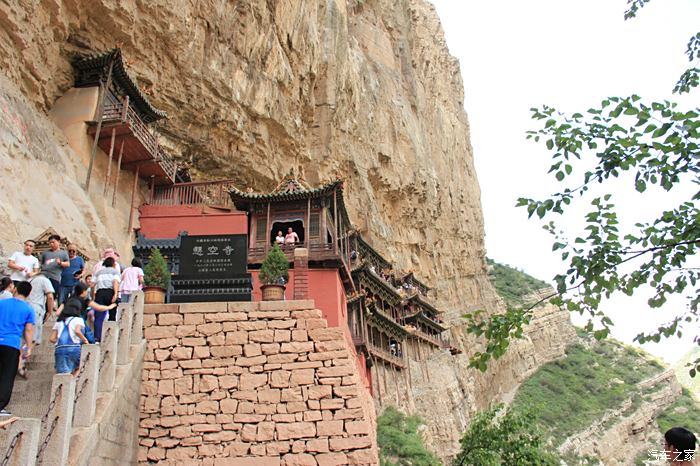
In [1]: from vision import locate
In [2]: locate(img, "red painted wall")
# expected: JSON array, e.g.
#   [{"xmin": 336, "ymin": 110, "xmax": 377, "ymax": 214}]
[
  {"xmin": 250, "ymin": 268, "xmax": 371, "ymax": 388},
  {"xmin": 138, "ymin": 205, "xmax": 247, "ymax": 238}
]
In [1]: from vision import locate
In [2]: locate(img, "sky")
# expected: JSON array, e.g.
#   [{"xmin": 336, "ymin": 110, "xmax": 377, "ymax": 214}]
[{"xmin": 430, "ymin": 0, "xmax": 699, "ymax": 363}]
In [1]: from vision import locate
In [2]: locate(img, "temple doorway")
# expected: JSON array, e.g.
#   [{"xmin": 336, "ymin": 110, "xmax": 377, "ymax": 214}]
[{"xmin": 271, "ymin": 220, "xmax": 305, "ymax": 245}]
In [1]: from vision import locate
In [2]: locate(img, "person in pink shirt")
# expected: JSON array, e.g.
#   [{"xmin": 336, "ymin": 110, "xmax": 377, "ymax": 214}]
[
  {"xmin": 120, "ymin": 258, "xmax": 144, "ymax": 303},
  {"xmin": 93, "ymin": 248, "xmax": 121, "ymax": 276}
]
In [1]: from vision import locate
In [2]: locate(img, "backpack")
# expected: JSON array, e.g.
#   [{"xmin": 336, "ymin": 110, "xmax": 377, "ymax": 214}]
[{"xmin": 56, "ymin": 317, "xmax": 80, "ymax": 349}]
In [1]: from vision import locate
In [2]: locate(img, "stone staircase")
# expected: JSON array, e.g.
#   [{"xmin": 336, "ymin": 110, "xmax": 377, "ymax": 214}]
[
  {"xmin": 0, "ymin": 293, "xmax": 146, "ymax": 465},
  {"xmin": 9, "ymin": 314, "xmax": 58, "ymax": 418}
]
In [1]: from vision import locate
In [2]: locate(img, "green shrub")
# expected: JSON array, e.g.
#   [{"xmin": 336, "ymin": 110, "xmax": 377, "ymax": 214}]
[
  {"xmin": 377, "ymin": 406, "xmax": 440, "ymax": 466},
  {"xmin": 143, "ymin": 248, "xmax": 171, "ymax": 289},
  {"xmin": 453, "ymin": 404, "xmax": 559, "ymax": 466},
  {"xmin": 259, "ymin": 244, "xmax": 289, "ymax": 285}
]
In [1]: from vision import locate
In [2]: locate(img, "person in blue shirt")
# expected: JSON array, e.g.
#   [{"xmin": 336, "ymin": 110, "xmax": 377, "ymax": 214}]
[
  {"xmin": 0, "ymin": 281, "xmax": 34, "ymax": 416},
  {"xmin": 58, "ymin": 244, "xmax": 84, "ymax": 305}
]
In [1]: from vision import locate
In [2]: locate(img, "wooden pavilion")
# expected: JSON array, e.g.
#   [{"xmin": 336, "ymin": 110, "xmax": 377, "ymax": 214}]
[{"xmin": 228, "ymin": 174, "xmax": 355, "ymax": 288}]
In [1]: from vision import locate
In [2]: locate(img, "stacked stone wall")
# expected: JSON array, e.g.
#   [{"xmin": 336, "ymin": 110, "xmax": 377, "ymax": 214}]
[{"xmin": 139, "ymin": 300, "xmax": 378, "ymax": 465}]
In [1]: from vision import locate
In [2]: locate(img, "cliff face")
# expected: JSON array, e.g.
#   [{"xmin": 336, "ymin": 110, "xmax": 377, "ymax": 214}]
[
  {"xmin": 0, "ymin": 0, "xmax": 493, "ymax": 314},
  {"xmin": 0, "ymin": 0, "xmax": 575, "ymax": 458}
]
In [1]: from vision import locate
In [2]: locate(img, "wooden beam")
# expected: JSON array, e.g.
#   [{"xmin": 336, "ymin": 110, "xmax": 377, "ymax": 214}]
[
  {"xmin": 333, "ymin": 189, "xmax": 338, "ymax": 254},
  {"xmin": 103, "ymin": 128, "xmax": 117, "ymax": 195},
  {"xmin": 127, "ymin": 164, "xmax": 141, "ymax": 234},
  {"xmin": 85, "ymin": 58, "xmax": 114, "ymax": 190},
  {"xmin": 265, "ymin": 202, "xmax": 271, "ymax": 255},
  {"xmin": 111, "ymin": 139, "xmax": 125, "ymax": 207},
  {"xmin": 306, "ymin": 197, "xmax": 311, "ymax": 246}
]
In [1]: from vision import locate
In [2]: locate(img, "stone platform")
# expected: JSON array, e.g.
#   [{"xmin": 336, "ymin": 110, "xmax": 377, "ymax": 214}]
[{"xmin": 139, "ymin": 300, "xmax": 378, "ymax": 465}]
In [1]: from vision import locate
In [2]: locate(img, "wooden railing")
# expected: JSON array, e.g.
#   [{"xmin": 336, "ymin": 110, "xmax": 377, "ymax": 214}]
[
  {"xmin": 100, "ymin": 101, "xmax": 177, "ymax": 183},
  {"xmin": 411, "ymin": 327, "xmax": 443, "ymax": 347},
  {"xmin": 151, "ymin": 179, "xmax": 238, "ymax": 207},
  {"xmin": 367, "ymin": 341, "xmax": 405, "ymax": 368},
  {"xmin": 248, "ymin": 242, "xmax": 339, "ymax": 263}
]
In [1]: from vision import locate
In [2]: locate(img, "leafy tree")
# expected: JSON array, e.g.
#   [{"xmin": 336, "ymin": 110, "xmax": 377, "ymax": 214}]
[
  {"xmin": 143, "ymin": 248, "xmax": 171, "ymax": 289},
  {"xmin": 452, "ymin": 404, "xmax": 559, "ymax": 466},
  {"xmin": 467, "ymin": 0, "xmax": 700, "ymax": 374},
  {"xmin": 377, "ymin": 406, "xmax": 441, "ymax": 466}
]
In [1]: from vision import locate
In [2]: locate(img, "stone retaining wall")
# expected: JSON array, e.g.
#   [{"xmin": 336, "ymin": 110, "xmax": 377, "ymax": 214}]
[{"xmin": 139, "ymin": 300, "xmax": 378, "ymax": 465}]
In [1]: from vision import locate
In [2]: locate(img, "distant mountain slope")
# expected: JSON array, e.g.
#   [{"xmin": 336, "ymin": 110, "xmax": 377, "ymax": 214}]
[
  {"xmin": 512, "ymin": 334, "xmax": 700, "ymax": 464},
  {"xmin": 486, "ymin": 258, "xmax": 550, "ymax": 308}
]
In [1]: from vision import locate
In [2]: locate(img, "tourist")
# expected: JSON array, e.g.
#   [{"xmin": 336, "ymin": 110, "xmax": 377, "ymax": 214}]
[
  {"xmin": 49, "ymin": 302, "xmax": 89, "ymax": 375},
  {"xmin": 275, "ymin": 231, "xmax": 285, "ymax": 245},
  {"xmin": 0, "ymin": 278, "xmax": 14, "ymax": 300},
  {"xmin": 284, "ymin": 227, "xmax": 300, "ymax": 245},
  {"xmin": 7, "ymin": 240, "xmax": 39, "ymax": 283},
  {"xmin": 92, "ymin": 248, "xmax": 121, "ymax": 276},
  {"xmin": 664, "ymin": 427, "xmax": 696, "ymax": 464},
  {"xmin": 58, "ymin": 283, "xmax": 115, "ymax": 331},
  {"xmin": 27, "ymin": 272, "xmax": 55, "ymax": 346},
  {"xmin": 120, "ymin": 258, "xmax": 144, "ymax": 303},
  {"xmin": 0, "ymin": 281, "xmax": 34, "ymax": 416},
  {"xmin": 93, "ymin": 257, "xmax": 120, "ymax": 340},
  {"xmin": 84, "ymin": 274, "xmax": 95, "ymax": 301},
  {"xmin": 40, "ymin": 234, "xmax": 69, "ymax": 293},
  {"xmin": 58, "ymin": 244, "xmax": 84, "ymax": 305}
]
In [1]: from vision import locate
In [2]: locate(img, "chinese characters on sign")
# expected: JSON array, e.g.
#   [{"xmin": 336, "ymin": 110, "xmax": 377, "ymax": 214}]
[{"xmin": 179, "ymin": 235, "xmax": 247, "ymax": 277}]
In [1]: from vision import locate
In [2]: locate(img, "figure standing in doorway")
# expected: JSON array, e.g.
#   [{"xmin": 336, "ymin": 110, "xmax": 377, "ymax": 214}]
[
  {"xmin": 285, "ymin": 227, "xmax": 300, "ymax": 246},
  {"xmin": 275, "ymin": 231, "xmax": 285, "ymax": 245}
]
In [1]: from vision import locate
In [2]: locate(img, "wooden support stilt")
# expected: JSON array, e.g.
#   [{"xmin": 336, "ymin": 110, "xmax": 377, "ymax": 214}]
[
  {"xmin": 111, "ymin": 140, "xmax": 125, "ymax": 207},
  {"xmin": 127, "ymin": 164, "xmax": 141, "ymax": 234},
  {"xmin": 149, "ymin": 176, "xmax": 156, "ymax": 204},
  {"xmin": 103, "ymin": 128, "xmax": 116, "ymax": 195},
  {"xmin": 392, "ymin": 362, "xmax": 400, "ymax": 405},
  {"xmin": 265, "ymin": 202, "xmax": 271, "ymax": 255},
  {"xmin": 333, "ymin": 189, "xmax": 338, "ymax": 254},
  {"xmin": 306, "ymin": 198, "xmax": 311, "ymax": 246},
  {"xmin": 85, "ymin": 59, "xmax": 114, "ymax": 190}
]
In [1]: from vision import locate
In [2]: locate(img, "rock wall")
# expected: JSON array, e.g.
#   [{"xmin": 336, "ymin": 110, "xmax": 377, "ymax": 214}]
[
  {"xmin": 139, "ymin": 300, "xmax": 378, "ymax": 465},
  {"xmin": 373, "ymin": 299, "xmax": 577, "ymax": 459},
  {"xmin": 0, "ymin": 0, "xmax": 495, "ymax": 313},
  {"xmin": 559, "ymin": 369, "xmax": 682, "ymax": 464},
  {"xmin": 0, "ymin": 73, "xmax": 147, "ymax": 267}
]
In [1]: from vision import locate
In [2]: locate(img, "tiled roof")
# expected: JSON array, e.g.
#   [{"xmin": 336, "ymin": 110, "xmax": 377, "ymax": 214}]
[
  {"xmin": 132, "ymin": 231, "xmax": 187, "ymax": 250},
  {"xmin": 73, "ymin": 48, "xmax": 167, "ymax": 124}
]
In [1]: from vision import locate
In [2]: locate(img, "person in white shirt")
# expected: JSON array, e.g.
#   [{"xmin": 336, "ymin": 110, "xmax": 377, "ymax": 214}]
[
  {"xmin": 7, "ymin": 240, "xmax": 40, "ymax": 283},
  {"xmin": 27, "ymin": 273, "xmax": 55, "ymax": 345},
  {"xmin": 275, "ymin": 231, "xmax": 285, "ymax": 245}
]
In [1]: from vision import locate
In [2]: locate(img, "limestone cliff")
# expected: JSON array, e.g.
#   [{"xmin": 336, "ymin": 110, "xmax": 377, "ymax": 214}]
[{"xmin": 0, "ymin": 0, "xmax": 575, "ymax": 459}]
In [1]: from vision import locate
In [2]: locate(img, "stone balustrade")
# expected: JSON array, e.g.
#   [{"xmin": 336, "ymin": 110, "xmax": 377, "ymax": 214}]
[{"xmin": 0, "ymin": 291, "xmax": 146, "ymax": 466}]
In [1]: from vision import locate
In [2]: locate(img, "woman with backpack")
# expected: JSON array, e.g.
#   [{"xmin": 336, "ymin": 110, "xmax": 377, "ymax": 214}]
[
  {"xmin": 54, "ymin": 283, "xmax": 117, "ymax": 350},
  {"xmin": 50, "ymin": 300, "xmax": 89, "ymax": 375}
]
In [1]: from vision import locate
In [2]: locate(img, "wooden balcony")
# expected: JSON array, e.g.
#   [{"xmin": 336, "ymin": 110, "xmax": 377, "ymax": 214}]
[
  {"xmin": 407, "ymin": 327, "xmax": 443, "ymax": 348},
  {"xmin": 367, "ymin": 342, "xmax": 405, "ymax": 369},
  {"xmin": 248, "ymin": 243, "xmax": 339, "ymax": 265},
  {"xmin": 88, "ymin": 100, "xmax": 177, "ymax": 184},
  {"xmin": 151, "ymin": 179, "xmax": 237, "ymax": 209}
]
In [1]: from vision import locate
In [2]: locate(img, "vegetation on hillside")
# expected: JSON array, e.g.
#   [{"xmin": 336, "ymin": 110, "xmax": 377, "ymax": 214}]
[
  {"xmin": 486, "ymin": 258, "xmax": 550, "ymax": 308},
  {"xmin": 657, "ymin": 388, "xmax": 700, "ymax": 435},
  {"xmin": 377, "ymin": 406, "xmax": 441, "ymax": 466},
  {"xmin": 452, "ymin": 404, "xmax": 559, "ymax": 466},
  {"xmin": 513, "ymin": 338, "xmax": 664, "ymax": 446}
]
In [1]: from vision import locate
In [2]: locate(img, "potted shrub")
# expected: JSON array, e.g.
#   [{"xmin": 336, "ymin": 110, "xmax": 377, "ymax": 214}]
[
  {"xmin": 143, "ymin": 248, "xmax": 171, "ymax": 304},
  {"xmin": 259, "ymin": 244, "xmax": 289, "ymax": 301}
]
